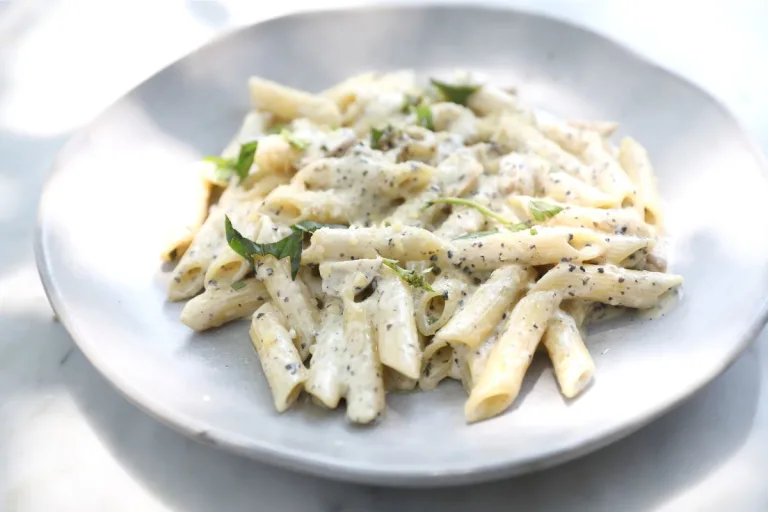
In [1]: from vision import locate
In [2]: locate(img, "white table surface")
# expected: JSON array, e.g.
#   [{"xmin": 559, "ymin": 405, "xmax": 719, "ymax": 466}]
[{"xmin": 2, "ymin": 1, "xmax": 768, "ymax": 510}]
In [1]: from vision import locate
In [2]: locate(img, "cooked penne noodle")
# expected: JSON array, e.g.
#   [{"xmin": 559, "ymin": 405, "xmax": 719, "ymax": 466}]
[
  {"xmin": 384, "ymin": 367, "xmax": 419, "ymax": 391},
  {"xmin": 342, "ymin": 295, "xmax": 385, "ymax": 424},
  {"xmin": 303, "ymin": 225, "xmax": 448, "ymax": 263},
  {"xmin": 581, "ymin": 131, "xmax": 637, "ymax": 207},
  {"xmin": 416, "ymin": 273, "xmax": 472, "ymax": 336},
  {"xmin": 263, "ymin": 185, "xmax": 354, "ymax": 224},
  {"xmin": 542, "ymin": 308, "xmax": 595, "ymax": 398},
  {"xmin": 539, "ymin": 170, "xmax": 617, "ymax": 208},
  {"xmin": 619, "ymin": 137, "xmax": 665, "ymax": 232},
  {"xmin": 533, "ymin": 263, "xmax": 683, "ymax": 309},
  {"xmin": 418, "ymin": 345, "xmax": 457, "ymax": 391},
  {"xmin": 168, "ymin": 208, "xmax": 226, "ymax": 301},
  {"xmin": 374, "ymin": 268, "xmax": 423, "ymax": 379},
  {"xmin": 249, "ymin": 76, "xmax": 341, "ymax": 126},
  {"xmin": 455, "ymin": 329, "xmax": 500, "ymax": 392},
  {"xmin": 598, "ymin": 234, "xmax": 656, "ymax": 265},
  {"xmin": 506, "ymin": 196, "xmax": 651, "ymax": 237},
  {"xmin": 493, "ymin": 115, "xmax": 593, "ymax": 182},
  {"xmin": 249, "ymin": 303, "xmax": 308, "ymax": 412},
  {"xmin": 465, "ymin": 290, "xmax": 562, "ymax": 422},
  {"xmin": 180, "ymin": 278, "xmax": 268, "ymax": 331},
  {"xmin": 204, "ymin": 207, "xmax": 263, "ymax": 287},
  {"xmin": 305, "ymin": 299, "xmax": 346, "ymax": 408},
  {"xmin": 567, "ymin": 120, "xmax": 618, "ymax": 138},
  {"xmin": 436, "ymin": 265, "xmax": 533, "ymax": 348},
  {"xmin": 448, "ymin": 227, "xmax": 607, "ymax": 270},
  {"xmin": 254, "ymin": 217, "xmax": 319, "ymax": 360}
]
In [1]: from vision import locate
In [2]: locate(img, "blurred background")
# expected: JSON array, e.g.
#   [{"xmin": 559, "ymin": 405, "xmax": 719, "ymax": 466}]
[{"xmin": 1, "ymin": 1, "xmax": 767, "ymax": 511}]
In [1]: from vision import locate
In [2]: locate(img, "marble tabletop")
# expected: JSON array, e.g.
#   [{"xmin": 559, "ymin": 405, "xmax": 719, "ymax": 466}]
[{"xmin": 2, "ymin": 1, "xmax": 768, "ymax": 510}]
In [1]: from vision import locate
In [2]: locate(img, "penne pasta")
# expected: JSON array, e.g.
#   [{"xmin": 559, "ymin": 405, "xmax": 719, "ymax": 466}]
[
  {"xmin": 619, "ymin": 137, "xmax": 665, "ymax": 232},
  {"xmin": 465, "ymin": 290, "xmax": 562, "ymax": 422},
  {"xmin": 374, "ymin": 268, "xmax": 423, "ymax": 379},
  {"xmin": 542, "ymin": 308, "xmax": 595, "ymax": 398},
  {"xmin": 435, "ymin": 265, "xmax": 533, "ymax": 348},
  {"xmin": 180, "ymin": 278, "xmax": 268, "ymax": 331},
  {"xmin": 448, "ymin": 227, "xmax": 607, "ymax": 270},
  {"xmin": 249, "ymin": 303, "xmax": 308, "ymax": 412},
  {"xmin": 166, "ymin": 70, "xmax": 683, "ymax": 425},
  {"xmin": 533, "ymin": 263, "xmax": 683, "ymax": 309}
]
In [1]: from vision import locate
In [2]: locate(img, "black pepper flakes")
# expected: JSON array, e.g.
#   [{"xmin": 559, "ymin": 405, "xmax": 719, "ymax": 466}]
[{"xmin": 597, "ymin": 268, "xmax": 605, "ymax": 273}]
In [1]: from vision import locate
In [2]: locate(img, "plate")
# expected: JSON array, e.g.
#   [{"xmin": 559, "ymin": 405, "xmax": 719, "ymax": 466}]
[{"xmin": 35, "ymin": 5, "xmax": 768, "ymax": 486}]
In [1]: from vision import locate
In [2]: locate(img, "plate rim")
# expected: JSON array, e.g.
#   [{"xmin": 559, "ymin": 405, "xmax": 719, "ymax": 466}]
[{"xmin": 34, "ymin": 2, "xmax": 768, "ymax": 487}]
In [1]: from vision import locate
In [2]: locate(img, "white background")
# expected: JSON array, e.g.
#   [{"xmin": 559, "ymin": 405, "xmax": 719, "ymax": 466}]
[{"xmin": 1, "ymin": 1, "xmax": 767, "ymax": 510}]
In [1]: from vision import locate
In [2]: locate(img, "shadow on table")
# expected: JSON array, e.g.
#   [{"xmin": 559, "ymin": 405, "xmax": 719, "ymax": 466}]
[{"xmin": 60, "ymin": 333, "xmax": 762, "ymax": 512}]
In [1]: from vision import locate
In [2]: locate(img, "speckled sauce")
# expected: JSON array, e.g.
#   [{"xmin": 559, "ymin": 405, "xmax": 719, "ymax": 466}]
[{"xmin": 166, "ymin": 69, "xmax": 683, "ymax": 424}]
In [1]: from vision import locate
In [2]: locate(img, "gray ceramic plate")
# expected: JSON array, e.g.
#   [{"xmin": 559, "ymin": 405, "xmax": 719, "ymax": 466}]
[{"xmin": 36, "ymin": 5, "xmax": 768, "ymax": 486}]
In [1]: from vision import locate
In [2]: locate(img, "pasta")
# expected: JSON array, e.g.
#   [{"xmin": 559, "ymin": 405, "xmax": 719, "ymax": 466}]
[{"xmin": 163, "ymin": 70, "xmax": 683, "ymax": 424}]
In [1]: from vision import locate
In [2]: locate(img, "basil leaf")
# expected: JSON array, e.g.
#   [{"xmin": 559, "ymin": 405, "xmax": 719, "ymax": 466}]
[
  {"xmin": 452, "ymin": 230, "xmax": 498, "ymax": 240},
  {"xmin": 401, "ymin": 94, "xmax": 422, "ymax": 113},
  {"xmin": 382, "ymin": 259, "xmax": 434, "ymax": 292},
  {"xmin": 424, "ymin": 197, "xmax": 515, "ymax": 226},
  {"xmin": 267, "ymin": 124, "xmax": 285, "ymax": 135},
  {"xmin": 430, "ymin": 78, "xmax": 481, "ymax": 106},
  {"xmin": 231, "ymin": 280, "xmax": 247, "ymax": 290},
  {"xmin": 529, "ymin": 200, "xmax": 564, "ymax": 222},
  {"xmin": 412, "ymin": 104, "xmax": 434, "ymax": 131},
  {"xmin": 293, "ymin": 220, "xmax": 346, "ymax": 233},
  {"xmin": 225, "ymin": 216, "xmax": 346, "ymax": 280},
  {"xmin": 232, "ymin": 141, "xmax": 258, "ymax": 182},
  {"xmin": 225, "ymin": 216, "xmax": 301, "ymax": 277},
  {"xmin": 370, "ymin": 125, "xmax": 397, "ymax": 150},
  {"xmin": 371, "ymin": 127, "xmax": 385, "ymax": 149},
  {"xmin": 224, "ymin": 215, "xmax": 263, "ymax": 268},
  {"xmin": 206, "ymin": 141, "xmax": 258, "ymax": 183},
  {"xmin": 427, "ymin": 197, "xmax": 535, "ymax": 232},
  {"xmin": 281, "ymin": 129, "xmax": 310, "ymax": 150},
  {"xmin": 203, "ymin": 156, "xmax": 232, "ymax": 167}
]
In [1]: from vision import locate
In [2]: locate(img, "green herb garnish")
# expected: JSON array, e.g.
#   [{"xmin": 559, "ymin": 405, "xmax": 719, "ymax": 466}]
[
  {"xmin": 430, "ymin": 78, "xmax": 481, "ymax": 106},
  {"xmin": 293, "ymin": 220, "xmax": 346, "ymax": 233},
  {"xmin": 412, "ymin": 104, "xmax": 434, "ymax": 131},
  {"xmin": 267, "ymin": 124, "xmax": 285, "ymax": 135},
  {"xmin": 225, "ymin": 217, "xmax": 345, "ymax": 280},
  {"xmin": 370, "ymin": 125, "xmax": 397, "ymax": 150},
  {"xmin": 424, "ymin": 198, "xmax": 529, "ymax": 231},
  {"xmin": 281, "ymin": 129, "xmax": 310, "ymax": 150},
  {"xmin": 382, "ymin": 258, "xmax": 435, "ymax": 292},
  {"xmin": 529, "ymin": 200, "xmax": 564, "ymax": 222},
  {"xmin": 401, "ymin": 94, "xmax": 422, "ymax": 113},
  {"xmin": 204, "ymin": 140, "xmax": 258, "ymax": 183},
  {"xmin": 452, "ymin": 230, "xmax": 498, "ymax": 240},
  {"xmin": 529, "ymin": 228, "xmax": 538, "ymax": 235},
  {"xmin": 231, "ymin": 280, "xmax": 247, "ymax": 291}
]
